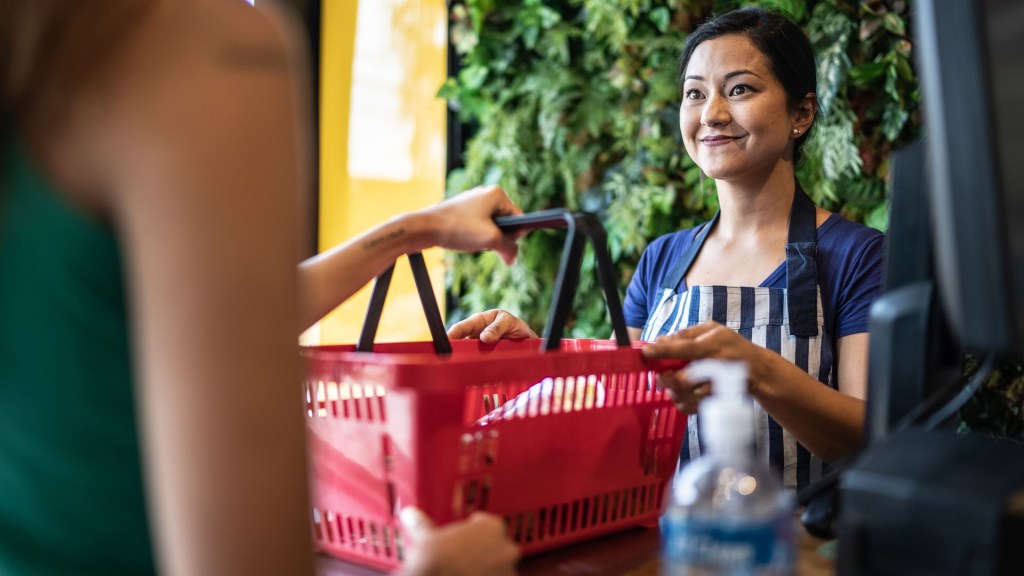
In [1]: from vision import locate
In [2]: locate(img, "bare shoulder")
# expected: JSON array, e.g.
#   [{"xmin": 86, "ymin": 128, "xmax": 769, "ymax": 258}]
[
  {"xmin": 101, "ymin": 0, "xmax": 301, "ymax": 123},
  {"xmin": 131, "ymin": 0, "xmax": 296, "ymax": 71},
  {"xmin": 55, "ymin": 0, "xmax": 309, "ymax": 209}
]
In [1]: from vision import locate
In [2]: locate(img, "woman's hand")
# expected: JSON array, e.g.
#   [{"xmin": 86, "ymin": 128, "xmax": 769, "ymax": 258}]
[
  {"xmin": 399, "ymin": 508, "xmax": 520, "ymax": 576},
  {"xmin": 641, "ymin": 322, "xmax": 772, "ymax": 413},
  {"xmin": 447, "ymin": 309, "xmax": 538, "ymax": 344},
  {"xmin": 644, "ymin": 323, "xmax": 868, "ymax": 461},
  {"xmin": 655, "ymin": 370, "xmax": 711, "ymax": 415},
  {"xmin": 417, "ymin": 185, "xmax": 523, "ymax": 264}
]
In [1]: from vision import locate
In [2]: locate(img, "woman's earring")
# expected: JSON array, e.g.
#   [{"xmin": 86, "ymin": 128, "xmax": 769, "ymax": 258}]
[{"xmin": 793, "ymin": 128, "xmax": 800, "ymax": 136}]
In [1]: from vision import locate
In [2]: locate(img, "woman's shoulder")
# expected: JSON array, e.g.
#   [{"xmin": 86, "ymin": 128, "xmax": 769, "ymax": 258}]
[
  {"xmin": 817, "ymin": 213, "xmax": 885, "ymax": 252},
  {"xmin": 44, "ymin": 1, "xmax": 301, "ymax": 156},
  {"xmin": 68, "ymin": 0, "xmax": 306, "ymax": 202},
  {"xmin": 91, "ymin": 0, "xmax": 301, "ymax": 123},
  {"xmin": 816, "ymin": 213, "xmax": 886, "ymax": 284}
]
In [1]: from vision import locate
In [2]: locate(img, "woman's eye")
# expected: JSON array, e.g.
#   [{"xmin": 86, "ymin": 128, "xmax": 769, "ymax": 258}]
[
  {"xmin": 730, "ymin": 84, "xmax": 753, "ymax": 96},
  {"xmin": 684, "ymin": 89, "xmax": 704, "ymax": 100}
]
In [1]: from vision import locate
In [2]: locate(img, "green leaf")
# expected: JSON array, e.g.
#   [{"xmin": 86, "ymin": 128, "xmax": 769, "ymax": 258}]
[
  {"xmin": 436, "ymin": 77, "xmax": 459, "ymax": 100},
  {"xmin": 467, "ymin": 0, "xmax": 496, "ymax": 34},
  {"xmin": 523, "ymin": 25, "xmax": 540, "ymax": 49},
  {"xmin": 848, "ymin": 61, "xmax": 886, "ymax": 87},
  {"xmin": 882, "ymin": 104, "xmax": 909, "ymax": 142},
  {"xmin": 650, "ymin": 7, "xmax": 671, "ymax": 33},
  {"xmin": 882, "ymin": 12, "xmax": 906, "ymax": 37},
  {"xmin": 754, "ymin": 0, "xmax": 807, "ymax": 22},
  {"xmin": 539, "ymin": 6, "xmax": 562, "ymax": 28},
  {"xmin": 865, "ymin": 200, "xmax": 889, "ymax": 232},
  {"xmin": 459, "ymin": 64, "xmax": 489, "ymax": 90}
]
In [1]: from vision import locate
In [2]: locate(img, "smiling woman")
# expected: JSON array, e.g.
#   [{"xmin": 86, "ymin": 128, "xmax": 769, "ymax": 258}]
[
  {"xmin": 679, "ymin": 34, "xmax": 814, "ymax": 188},
  {"xmin": 450, "ymin": 7, "xmax": 886, "ymax": 492},
  {"xmin": 634, "ymin": 7, "xmax": 885, "ymax": 489}
]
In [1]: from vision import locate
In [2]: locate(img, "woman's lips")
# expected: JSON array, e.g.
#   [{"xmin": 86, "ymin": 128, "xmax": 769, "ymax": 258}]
[{"xmin": 700, "ymin": 135, "xmax": 740, "ymax": 147}]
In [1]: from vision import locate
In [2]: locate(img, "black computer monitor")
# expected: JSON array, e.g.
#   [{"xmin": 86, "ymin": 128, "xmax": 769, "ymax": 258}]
[
  {"xmin": 916, "ymin": 0, "xmax": 1024, "ymax": 357},
  {"xmin": 864, "ymin": 140, "xmax": 960, "ymax": 446},
  {"xmin": 867, "ymin": 0, "xmax": 1024, "ymax": 445},
  {"xmin": 834, "ymin": 3, "xmax": 1024, "ymax": 572}
]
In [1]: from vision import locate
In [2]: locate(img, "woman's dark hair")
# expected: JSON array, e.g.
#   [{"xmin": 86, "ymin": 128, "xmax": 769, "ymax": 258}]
[
  {"xmin": 1, "ymin": 1, "xmax": 150, "ymax": 195},
  {"xmin": 678, "ymin": 7, "xmax": 818, "ymax": 162},
  {"xmin": 1, "ymin": 1, "xmax": 150, "ymax": 138}
]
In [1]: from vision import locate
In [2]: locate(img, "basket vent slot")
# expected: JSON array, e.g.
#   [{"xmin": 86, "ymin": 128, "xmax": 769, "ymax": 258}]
[{"xmin": 311, "ymin": 507, "xmax": 399, "ymax": 560}]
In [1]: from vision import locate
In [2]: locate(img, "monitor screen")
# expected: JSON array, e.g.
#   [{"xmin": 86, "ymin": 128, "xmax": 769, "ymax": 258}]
[{"xmin": 915, "ymin": 0, "xmax": 1024, "ymax": 356}]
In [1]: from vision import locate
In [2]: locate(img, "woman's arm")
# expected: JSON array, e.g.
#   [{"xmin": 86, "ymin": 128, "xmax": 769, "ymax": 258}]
[
  {"xmin": 742, "ymin": 331, "xmax": 867, "ymax": 461},
  {"xmin": 84, "ymin": 4, "xmax": 314, "ymax": 574},
  {"xmin": 298, "ymin": 186, "xmax": 521, "ymax": 332},
  {"xmin": 642, "ymin": 324, "xmax": 867, "ymax": 462}
]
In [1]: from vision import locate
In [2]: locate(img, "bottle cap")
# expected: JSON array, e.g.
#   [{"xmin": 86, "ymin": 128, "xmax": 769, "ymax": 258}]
[{"xmin": 685, "ymin": 360, "xmax": 754, "ymax": 454}]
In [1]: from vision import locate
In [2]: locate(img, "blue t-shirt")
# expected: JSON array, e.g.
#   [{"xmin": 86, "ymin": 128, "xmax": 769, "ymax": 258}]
[{"xmin": 624, "ymin": 213, "xmax": 885, "ymax": 343}]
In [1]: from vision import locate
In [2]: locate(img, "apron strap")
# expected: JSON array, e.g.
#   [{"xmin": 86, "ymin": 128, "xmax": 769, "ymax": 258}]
[
  {"xmin": 659, "ymin": 212, "xmax": 719, "ymax": 291},
  {"xmin": 657, "ymin": 185, "xmax": 820, "ymax": 337},
  {"xmin": 786, "ymin": 186, "xmax": 819, "ymax": 337}
]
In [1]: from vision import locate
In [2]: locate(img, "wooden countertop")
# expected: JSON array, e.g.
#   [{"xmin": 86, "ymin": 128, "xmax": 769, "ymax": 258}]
[{"xmin": 317, "ymin": 518, "xmax": 836, "ymax": 576}]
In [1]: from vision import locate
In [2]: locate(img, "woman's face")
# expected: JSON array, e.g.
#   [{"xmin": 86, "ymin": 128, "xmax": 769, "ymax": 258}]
[{"xmin": 679, "ymin": 34, "xmax": 798, "ymax": 183}]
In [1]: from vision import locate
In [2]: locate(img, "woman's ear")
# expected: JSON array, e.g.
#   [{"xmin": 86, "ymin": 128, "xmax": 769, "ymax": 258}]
[{"xmin": 792, "ymin": 92, "xmax": 817, "ymax": 136}]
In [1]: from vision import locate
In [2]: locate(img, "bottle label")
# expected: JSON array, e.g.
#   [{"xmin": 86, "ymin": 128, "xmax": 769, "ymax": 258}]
[{"xmin": 661, "ymin": 513, "xmax": 794, "ymax": 575}]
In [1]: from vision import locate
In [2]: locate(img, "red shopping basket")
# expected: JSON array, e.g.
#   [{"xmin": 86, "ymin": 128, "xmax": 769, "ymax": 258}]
[{"xmin": 303, "ymin": 210, "xmax": 686, "ymax": 572}]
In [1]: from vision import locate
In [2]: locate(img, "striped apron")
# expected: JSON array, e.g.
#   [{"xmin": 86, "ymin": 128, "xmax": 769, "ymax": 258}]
[{"xmin": 640, "ymin": 188, "xmax": 832, "ymax": 491}]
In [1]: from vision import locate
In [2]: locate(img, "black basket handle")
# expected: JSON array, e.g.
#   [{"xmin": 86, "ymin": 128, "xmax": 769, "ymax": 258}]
[
  {"xmin": 357, "ymin": 252, "xmax": 451, "ymax": 355},
  {"xmin": 494, "ymin": 209, "xmax": 631, "ymax": 351},
  {"xmin": 357, "ymin": 209, "xmax": 629, "ymax": 354}
]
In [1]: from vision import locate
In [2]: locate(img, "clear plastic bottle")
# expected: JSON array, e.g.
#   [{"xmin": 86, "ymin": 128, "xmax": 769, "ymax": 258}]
[{"xmin": 661, "ymin": 360, "xmax": 795, "ymax": 576}]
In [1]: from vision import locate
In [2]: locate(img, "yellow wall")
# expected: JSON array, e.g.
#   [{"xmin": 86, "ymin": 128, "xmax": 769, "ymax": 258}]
[{"xmin": 315, "ymin": 0, "xmax": 448, "ymax": 345}]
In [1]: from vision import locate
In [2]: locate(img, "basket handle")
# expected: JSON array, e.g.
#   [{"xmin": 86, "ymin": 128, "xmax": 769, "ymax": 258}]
[
  {"xmin": 494, "ymin": 209, "xmax": 631, "ymax": 351},
  {"xmin": 356, "ymin": 209, "xmax": 630, "ymax": 355},
  {"xmin": 356, "ymin": 252, "xmax": 452, "ymax": 355}
]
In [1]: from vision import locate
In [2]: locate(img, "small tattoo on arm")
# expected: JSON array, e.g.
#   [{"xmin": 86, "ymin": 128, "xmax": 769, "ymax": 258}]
[{"xmin": 364, "ymin": 228, "xmax": 406, "ymax": 251}]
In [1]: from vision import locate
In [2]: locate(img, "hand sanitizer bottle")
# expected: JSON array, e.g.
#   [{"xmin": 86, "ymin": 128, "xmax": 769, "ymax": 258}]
[{"xmin": 661, "ymin": 360, "xmax": 795, "ymax": 575}]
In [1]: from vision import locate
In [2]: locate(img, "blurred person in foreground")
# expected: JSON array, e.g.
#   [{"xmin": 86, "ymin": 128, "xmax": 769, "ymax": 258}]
[{"xmin": 0, "ymin": 1, "xmax": 520, "ymax": 574}]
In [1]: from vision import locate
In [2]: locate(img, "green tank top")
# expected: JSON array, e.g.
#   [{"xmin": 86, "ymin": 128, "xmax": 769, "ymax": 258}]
[{"xmin": 0, "ymin": 138, "xmax": 155, "ymax": 574}]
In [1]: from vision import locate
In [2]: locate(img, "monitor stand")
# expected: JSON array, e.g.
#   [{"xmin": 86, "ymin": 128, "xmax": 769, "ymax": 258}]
[{"xmin": 837, "ymin": 427, "xmax": 1024, "ymax": 575}]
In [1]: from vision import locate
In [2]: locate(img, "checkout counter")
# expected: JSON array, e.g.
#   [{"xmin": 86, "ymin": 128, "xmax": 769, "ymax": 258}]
[{"xmin": 316, "ymin": 517, "xmax": 835, "ymax": 575}]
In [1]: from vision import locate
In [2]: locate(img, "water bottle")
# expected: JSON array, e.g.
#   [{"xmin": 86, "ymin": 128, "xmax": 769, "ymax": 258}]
[{"xmin": 661, "ymin": 360, "xmax": 795, "ymax": 576}]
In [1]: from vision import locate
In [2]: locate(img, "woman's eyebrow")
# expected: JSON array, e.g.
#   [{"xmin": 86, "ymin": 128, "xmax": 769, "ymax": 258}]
[
  {"xmin": 724, "ymin": 69, "xmax": 762, "ymax": 80},
  {"xmin": 684, "ymin": 69, "xmax": 763, "ymax": 82}
]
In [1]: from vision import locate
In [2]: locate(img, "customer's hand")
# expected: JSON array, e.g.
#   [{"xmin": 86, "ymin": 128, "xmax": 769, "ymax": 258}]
[
  {"xmin": 448, "ymin": 309, "xmax": 538, "ymax": 344},
  {"xmin": 417, "ymin": 185, "xmax": 523, "ymax": 264},
  {"xmin": 399, "ymin": 507, "xmax": 520, "ymax": 576}
]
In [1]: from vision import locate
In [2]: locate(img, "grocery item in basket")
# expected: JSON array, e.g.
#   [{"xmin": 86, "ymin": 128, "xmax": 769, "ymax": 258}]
[{"xmin": 476, "ymin": 375, "xmax": 607, "ymax": 424}]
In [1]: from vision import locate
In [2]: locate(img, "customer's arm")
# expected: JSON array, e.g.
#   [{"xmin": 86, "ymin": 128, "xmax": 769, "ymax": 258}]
[{"xmin": 297, "ymin": 186, "xmax": 521, "ymax": 332}]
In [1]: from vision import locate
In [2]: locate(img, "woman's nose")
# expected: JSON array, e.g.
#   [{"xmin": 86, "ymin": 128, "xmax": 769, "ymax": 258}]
[{"xmin": 701, "ymin": 93, "xmax": 730, "ymax": 128}]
